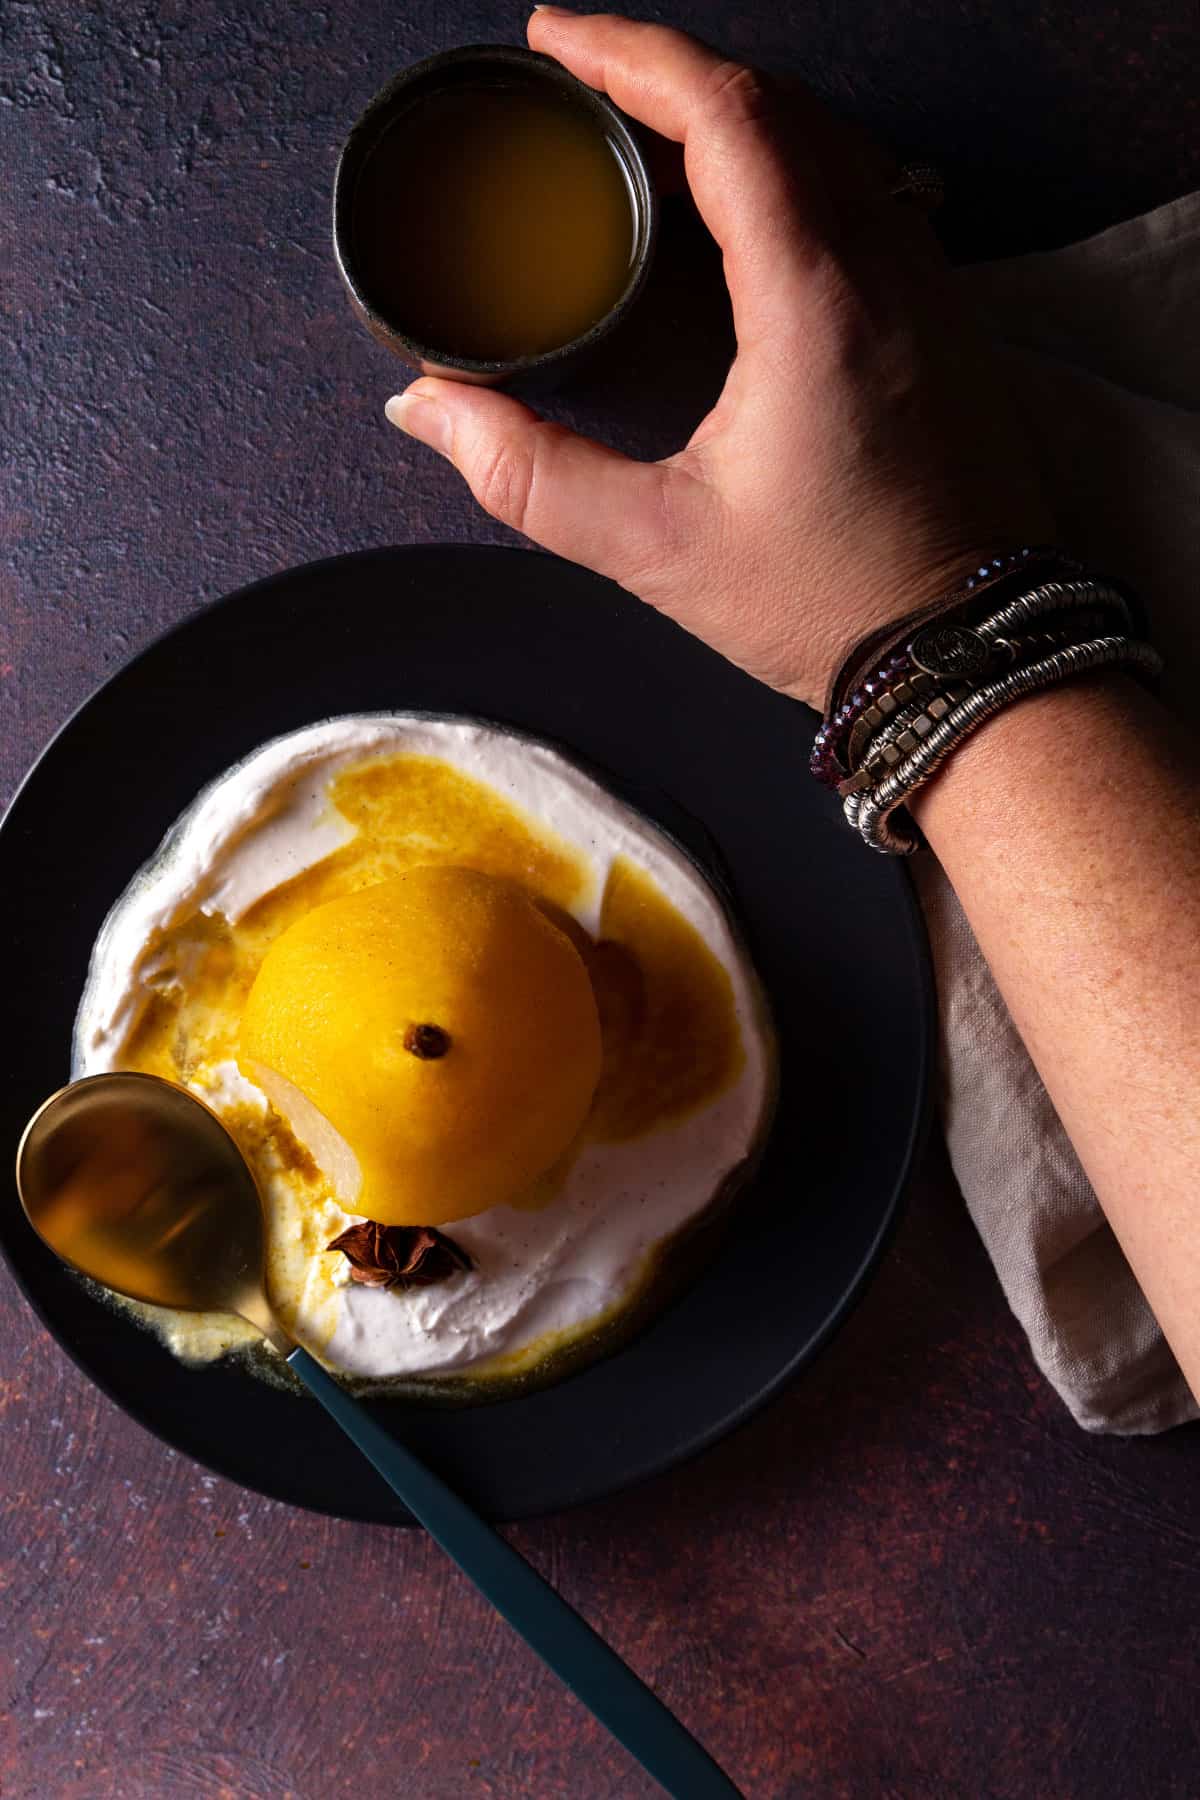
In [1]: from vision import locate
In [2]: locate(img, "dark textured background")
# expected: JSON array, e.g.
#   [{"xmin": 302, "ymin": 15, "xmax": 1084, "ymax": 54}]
[{"xmin": 3, "ymin": 4, "xmax": 1200, "ymax": 1797}]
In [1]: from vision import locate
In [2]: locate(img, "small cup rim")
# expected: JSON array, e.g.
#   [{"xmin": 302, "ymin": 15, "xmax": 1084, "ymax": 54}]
[{"xmin": 332, "ymin": 44, "xmax": 659, "ymax": 378}]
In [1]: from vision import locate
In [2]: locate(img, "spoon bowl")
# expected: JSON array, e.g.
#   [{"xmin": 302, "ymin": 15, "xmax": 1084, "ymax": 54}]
[{"xmin": 17, "ymin": 1072, "xmax": 279, "ymax": 1341}]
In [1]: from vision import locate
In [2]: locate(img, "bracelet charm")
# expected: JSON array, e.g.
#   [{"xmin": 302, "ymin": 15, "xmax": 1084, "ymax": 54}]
[{"xmin": 908, "ymin": 622, "xmax": 992, "ymax": 682}]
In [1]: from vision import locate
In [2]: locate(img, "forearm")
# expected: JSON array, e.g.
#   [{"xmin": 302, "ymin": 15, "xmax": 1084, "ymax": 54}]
[{"xmin": 910, "ymin": 676, "xmax": 1200, "ymax": 1393}]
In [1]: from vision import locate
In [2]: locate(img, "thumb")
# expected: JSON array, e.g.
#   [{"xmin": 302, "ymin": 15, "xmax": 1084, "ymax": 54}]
[{"xmin": 386, "ymin": 378, "xmax": 700, "ymax": 589}]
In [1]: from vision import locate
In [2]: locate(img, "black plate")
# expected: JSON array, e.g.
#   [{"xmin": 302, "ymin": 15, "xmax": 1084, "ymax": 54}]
[{"xmin": 0, "ymin": 546, "xmax": 933, "ymax": 1523}]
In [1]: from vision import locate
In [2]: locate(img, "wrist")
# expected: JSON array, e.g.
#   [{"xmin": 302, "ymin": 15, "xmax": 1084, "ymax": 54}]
[
  {"xmin": 908, "ymin": 671, "xmax": 1154, "ymax": 844},
  {"xmin": 781, "ymin": 534, "xmax": 1056, "ymax": 714},
  {"xmin": 811, "ymin": 561, "xmax": 1161, "ymax": 856},
  {"xmin": 808, "ymin": 546, "xmax": 1081, "ymax": 791}
]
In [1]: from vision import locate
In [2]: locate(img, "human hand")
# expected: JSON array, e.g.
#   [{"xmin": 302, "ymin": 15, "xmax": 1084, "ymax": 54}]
[{"xmin": 385, "ymin": 10, "xmax": 1051, "ymax": 711}]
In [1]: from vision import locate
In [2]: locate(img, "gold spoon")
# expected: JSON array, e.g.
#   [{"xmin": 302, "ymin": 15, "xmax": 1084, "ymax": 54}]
[
  {"xmin": 18, "ymin": 1072, "xmax": 284, "ymax": 1345},
  {"xmin": 16, "ymin": 1071, "xmax": 743, "ymax": 1800}
]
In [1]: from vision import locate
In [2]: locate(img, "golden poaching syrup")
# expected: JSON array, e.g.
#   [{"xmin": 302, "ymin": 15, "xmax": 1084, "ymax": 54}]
[
  {"xmin": 117, "ymin": 750, "xmax": 746, "ymax": 1380},
  {"xmin": 351, "ymin": 82, "xmax": 636, "ymax": 360},
  {"xmin": 124, "ymin": 752, "xmax": 588, "ymax": 1081},
  {"xmin": 586, "ymin": 857, "xmax": 744, "ymax": 1141},
  {"xmin": 126, "ymin": 753, "xmax": 740, "ymax": 1147}
]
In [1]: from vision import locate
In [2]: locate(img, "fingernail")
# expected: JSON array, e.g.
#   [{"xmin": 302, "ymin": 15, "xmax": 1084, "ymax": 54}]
[
  {"xmin": 385, "ymin": 391, "xmax": 452, "ymax": 456},
  {"xmin": 532, "ymin": 5, "xmax": 574, "ymax": 15}
]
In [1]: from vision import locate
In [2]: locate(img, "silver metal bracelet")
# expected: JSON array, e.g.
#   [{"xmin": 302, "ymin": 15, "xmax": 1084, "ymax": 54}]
[
  {"xmin": 973, "ymin": 578, "xmax": 1133, "ymax": 645},
  {"xmin": 843, "ymin": 634, "xmax": 1163, "ymax": 854},
  {"xmin": 848, "ymin": 615, "xmax": 1128, "ymax": 795},
  {"xmin": 840, "ymin": 580, "xmax": 1132, "ymax": 789}
]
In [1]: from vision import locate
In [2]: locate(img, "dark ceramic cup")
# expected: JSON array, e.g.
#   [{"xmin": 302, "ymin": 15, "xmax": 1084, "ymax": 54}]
[{"xmin": 332, "ymin": 45, "xmax": 658, "ymax": 389}]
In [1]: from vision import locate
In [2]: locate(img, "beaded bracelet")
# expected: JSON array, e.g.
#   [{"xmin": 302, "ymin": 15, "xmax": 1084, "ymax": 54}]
[
  {"xmin": 812, "ymin": 545, "xmax": 1078, "ymax": 788},
  {"xmin": 844, "ymin": 627, "xmax": 1104, "ymax": 796},
  {"xmin": 838, "ymin": 594, "xmax": 1133, "ymax": 797},
  {"xmin": 813, "ymin": 574, "xmax": 1134, "ymax": 791},
  {"xmin": 845, "ymin": 633, "xmax": 1163, "ymax": 854},
  {"xmin": 812, "ymin": 557, "xmax": 1158, "ymax": 853}
]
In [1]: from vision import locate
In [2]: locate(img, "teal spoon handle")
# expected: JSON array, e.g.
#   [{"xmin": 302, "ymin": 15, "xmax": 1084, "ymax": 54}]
[{"xmin": 289, "ymin": 1346, "xmax": 743, "ymax": 1800}]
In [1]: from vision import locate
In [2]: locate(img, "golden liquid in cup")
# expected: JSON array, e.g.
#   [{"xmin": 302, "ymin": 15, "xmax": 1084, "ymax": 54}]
[{"xmin": 351, "ymin": 82, "xmax": 637, "ymax": 362}]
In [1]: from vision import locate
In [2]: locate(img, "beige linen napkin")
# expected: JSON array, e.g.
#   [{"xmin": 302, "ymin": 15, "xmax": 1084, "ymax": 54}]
[{"xmin": 914, "ymin": 193, "xmax": 1200, "ymax": 1434}]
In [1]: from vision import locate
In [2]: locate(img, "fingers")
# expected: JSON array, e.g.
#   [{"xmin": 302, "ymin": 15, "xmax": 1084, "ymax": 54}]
[
  {"xmin": 386, "ymin": 379, "xmax": 703, "ymax": 589},
  {"xmin": 531, "ymin": 11, "xmax": 755, "ymax": 147},
  {"xmin": 527, "ymin": 11, "xmax": 840, "ymax": 340}
]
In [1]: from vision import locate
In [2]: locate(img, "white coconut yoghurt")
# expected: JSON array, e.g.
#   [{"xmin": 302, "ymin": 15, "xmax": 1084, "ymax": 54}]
[{"xmin": 74, "ymin": 715, "xmax": 775, "ymax": 1388}]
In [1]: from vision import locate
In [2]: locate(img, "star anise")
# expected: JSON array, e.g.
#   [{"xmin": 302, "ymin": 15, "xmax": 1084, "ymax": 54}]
[{"xmin": 325, "ymin": 1221, "xmax": 473, "ymax": 1291}]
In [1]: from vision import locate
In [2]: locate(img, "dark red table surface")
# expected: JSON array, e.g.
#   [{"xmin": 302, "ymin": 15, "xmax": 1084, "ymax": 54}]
[{"xmin": 3, "ymin": 5, "xmax": 1200, "ymax": 1797}]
